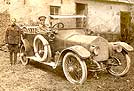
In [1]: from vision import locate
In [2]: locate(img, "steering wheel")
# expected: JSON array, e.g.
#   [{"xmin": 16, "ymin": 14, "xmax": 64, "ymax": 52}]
[
  {"xmin": 47, "ymin": 31, "xmax": 55, "ymax": 41},
  {"xmin": 52, "ymin": 22, "xmax": 64, "ymax": 29}
]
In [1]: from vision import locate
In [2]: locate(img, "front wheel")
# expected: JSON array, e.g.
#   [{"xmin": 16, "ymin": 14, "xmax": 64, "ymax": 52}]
[
  {"xmin": 62, "ymin": 52, "xmax": 87, "ymax": 84},
  {"xmin": 107, "ymin": 50, "xmax": 131, "ymax": 76}
]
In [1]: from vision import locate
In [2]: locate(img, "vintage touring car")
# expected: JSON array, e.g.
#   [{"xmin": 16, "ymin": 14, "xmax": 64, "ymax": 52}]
[{"xmin": 20, "ymin": 15, "xmax": 133, "ymax": 84}]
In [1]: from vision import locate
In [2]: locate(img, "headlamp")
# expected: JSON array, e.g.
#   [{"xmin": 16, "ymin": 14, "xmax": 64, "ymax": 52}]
[
  {"xmin": 89, "ymin": 45, "xmax": 100, "ymax": 55},
  {"xmin": 113, "ymin": 44, "xmax": 122, "ymax": 52}
]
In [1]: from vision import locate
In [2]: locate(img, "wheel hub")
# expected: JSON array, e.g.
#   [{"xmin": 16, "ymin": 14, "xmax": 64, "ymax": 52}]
[{"xmin": 68, "ymin": 66, "xmax": 74, "ymax": 72}]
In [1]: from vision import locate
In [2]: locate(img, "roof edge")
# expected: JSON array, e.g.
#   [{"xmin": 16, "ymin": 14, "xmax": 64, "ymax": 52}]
[{"xmin": 90, "ymin": 0, "xmax": 134, "ymax": 5}]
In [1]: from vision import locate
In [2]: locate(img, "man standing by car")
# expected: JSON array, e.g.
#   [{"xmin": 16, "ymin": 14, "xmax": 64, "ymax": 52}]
[{"xmin": 5, "ymin": 18, "xmax": 22, "ymax": 65}]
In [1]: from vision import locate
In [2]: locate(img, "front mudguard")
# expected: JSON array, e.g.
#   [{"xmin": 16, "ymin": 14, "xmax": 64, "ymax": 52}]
[
  {"xmin": 63, "ymin": 45, "xmax": 91, "ymax": 59},
  {"xmin": 59, "ymin": 45, "xmax": 91, "ymax": 63},
  {"xmin": 109, "ymin": 42, "xmax": 133, "ymax": 55}
]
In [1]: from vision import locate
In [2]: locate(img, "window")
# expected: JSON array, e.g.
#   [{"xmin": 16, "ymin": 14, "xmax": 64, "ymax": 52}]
[
  {"xmin": 50, "ymin": 6, "xmax": 60, "ymax": 15},
  {"xmin": 24, "ymin": 0, "xmax": 26, "ymax": 5},
  {"xmin": 4, "ymin": 0, "xmax": 10, "ymax": 5}
]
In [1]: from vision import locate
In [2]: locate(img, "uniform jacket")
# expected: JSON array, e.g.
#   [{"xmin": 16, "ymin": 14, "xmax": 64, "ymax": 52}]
[{"xmin": 5, "ymin": 24, "xmax": 21, "ymax": 44}]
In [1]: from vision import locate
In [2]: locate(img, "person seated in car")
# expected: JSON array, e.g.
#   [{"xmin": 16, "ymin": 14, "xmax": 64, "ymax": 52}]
[{"xmin": 37, "ymin": 16, "xmax": 50, "ymax": 34}]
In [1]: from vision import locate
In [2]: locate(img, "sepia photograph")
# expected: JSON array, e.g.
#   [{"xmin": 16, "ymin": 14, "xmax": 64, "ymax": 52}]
[{"xmin": 0, "ymin": 0, "xmax": 134, "ymax": 91}]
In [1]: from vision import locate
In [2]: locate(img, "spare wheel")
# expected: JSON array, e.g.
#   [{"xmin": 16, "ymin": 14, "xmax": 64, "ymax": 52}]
[{"xmin": 33, "ymin": 34, "xmax": 49, "ymax": 62}]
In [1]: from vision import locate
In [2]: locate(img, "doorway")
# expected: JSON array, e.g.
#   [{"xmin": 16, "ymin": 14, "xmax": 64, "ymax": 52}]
[
  {"xmin": 120, "ymin": 11, "xmax": 131, "ymax": 42},
  {"xmin": 76, "ymin": 3, "xmax": 87, "ymax": 28}
]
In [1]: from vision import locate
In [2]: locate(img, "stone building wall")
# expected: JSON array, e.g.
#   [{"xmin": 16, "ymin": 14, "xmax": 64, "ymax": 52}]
[
  {"xmin": 0, "ymin": 1, "xmax": 133, "ymax": 37},
  {"xmin": 75, "ymin": 0, "xmax": 131, "ymax": 33},
  {"xmin": 0, "ymin": 11, "xmax": 10, "ymax": 45},
  {"xmin": 88, "ymin": 1, "xmax": 129, "ymax": 33},
  {"xmin": 1, "ymin": 0, "xmax": 133, "ymax": 29}
]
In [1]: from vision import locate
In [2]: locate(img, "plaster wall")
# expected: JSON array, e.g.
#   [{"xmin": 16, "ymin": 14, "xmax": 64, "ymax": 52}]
[{"xmin": 87, "ymin": 1, "xmax": 129, "ymax": 33}]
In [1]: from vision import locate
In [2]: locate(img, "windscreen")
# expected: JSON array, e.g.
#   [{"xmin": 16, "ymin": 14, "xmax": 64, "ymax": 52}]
[{"xmin": 50, "ymin": 16, "xmax": 87, "ymax": 29}]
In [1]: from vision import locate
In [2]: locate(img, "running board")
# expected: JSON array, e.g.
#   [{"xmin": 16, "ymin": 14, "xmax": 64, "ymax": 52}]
[
  {"xmin": 27, "ymin": 56, "xmax": 40, "ymax": 61},
  {"xmin": 26, "ymin": 56, "xmax": 56, "ymax": 68}
]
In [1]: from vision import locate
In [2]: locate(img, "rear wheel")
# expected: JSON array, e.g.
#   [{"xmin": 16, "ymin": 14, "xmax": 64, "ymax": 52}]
[
  {"xmin": 107, "ymin": 50, "xmax": 131, "ymax": 76},
  {"xmin": 20, "ymin": 45, "xmax": 29, "ymax": 65},
  {"xmin": 62, "ymin": 52, "xmax": 87, "ymax": 84}
]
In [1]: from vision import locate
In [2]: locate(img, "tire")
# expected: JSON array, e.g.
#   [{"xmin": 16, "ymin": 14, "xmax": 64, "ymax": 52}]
[
  {"xmin": 62, "ymin": 52, "xmax": 87, "ymax": 84},
  {"xmin": 20, "ymin": 45, "xmax": 29, "ymax": 65},
  {"xmin": 107, "ymin": 51, "xmax": 131, "ymax": 76},
  {"xmin": 33, "ymin": 35, "xmax": 50, "ymax": 62}
]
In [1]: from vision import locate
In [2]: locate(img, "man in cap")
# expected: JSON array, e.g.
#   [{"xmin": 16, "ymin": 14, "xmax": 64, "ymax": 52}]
[
  {"xmin": 37, "ymin": 16, "xmax": 50, "ymax": 33},
  {"xmin": 5, "ymin": 18, "xmax": 22, "ymax": 65}
]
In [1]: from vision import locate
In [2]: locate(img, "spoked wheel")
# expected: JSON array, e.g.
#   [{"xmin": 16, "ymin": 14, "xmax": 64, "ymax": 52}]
[
  {"xmin": 20, "ymin": 45, "xmax": 29, "ymax": 65},
  {"xmin": 62, "ymin": 52, "xmax": 87, "ymax": 84},
  {"xmin": 107, "ymin": 50, "xmax": 131, "ymax": 76}
]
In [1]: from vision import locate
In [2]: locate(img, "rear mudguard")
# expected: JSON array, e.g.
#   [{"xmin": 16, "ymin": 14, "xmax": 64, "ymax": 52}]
[
  {"xmin": 58, "ymin": 45, "xmax": 91, "ymax": 64},
  {"xmin": 109, "ymin": 42, "xmax": 133, "ymax": 53}
]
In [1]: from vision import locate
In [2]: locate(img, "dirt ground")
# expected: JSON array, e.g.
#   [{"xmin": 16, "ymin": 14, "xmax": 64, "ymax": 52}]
[{"xmin": 0, "ymin": 48, "xmax": 134, "ymax": 91}]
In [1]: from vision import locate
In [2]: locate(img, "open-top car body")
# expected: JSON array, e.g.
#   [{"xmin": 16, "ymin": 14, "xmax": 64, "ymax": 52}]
[{"xmin": 20, "ymin": 15, "xmax": 133, "ymax": 84}]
